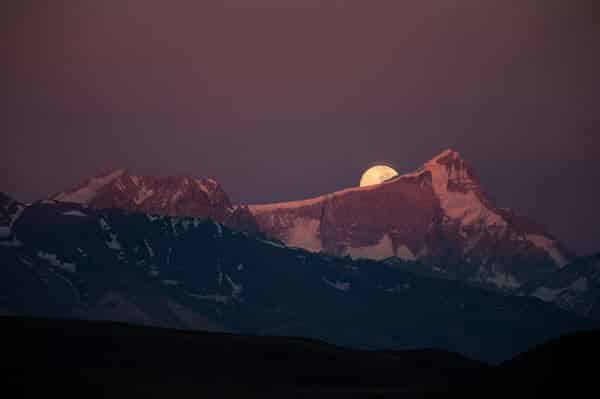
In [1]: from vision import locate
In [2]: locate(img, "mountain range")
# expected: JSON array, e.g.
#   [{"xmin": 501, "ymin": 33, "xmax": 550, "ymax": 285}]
[
  {"xmin": 2, "ymin": 149, "xmax": 598, "ymax": 363},
  {"xmin": 51, "ymin": 169, "xmax": 260, "ymax": 233},
  {"xmin": 0, "ymin": 194, "xmax": 595, "ymax": 362},
  {"xmin": 49, "ymin": 149, "xmax": 572, "ymax": 291}
]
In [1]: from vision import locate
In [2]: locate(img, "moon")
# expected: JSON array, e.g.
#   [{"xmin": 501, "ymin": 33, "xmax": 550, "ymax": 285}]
[{"xmin": 359, "ymin": 164, "xmax": 399, "ymax": 187}]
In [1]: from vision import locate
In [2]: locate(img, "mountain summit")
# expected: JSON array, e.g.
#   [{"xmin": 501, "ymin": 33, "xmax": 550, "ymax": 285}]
[
  {"xmin": 52, "ymin": 169, "xmax": 258, "ymax": 232},
  {"xmin": 249, "ymin": 149, "xmax": 572, "ymax": 289}
]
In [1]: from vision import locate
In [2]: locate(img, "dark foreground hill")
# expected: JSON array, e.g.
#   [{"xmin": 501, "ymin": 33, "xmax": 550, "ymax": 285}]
[
  {"xmin": 3, "ymin": 316, "xmax": 486, "ymax": 398},
  {"xmin": 4, "ymin": 316, "xmax": 599, "ymax": 398}
]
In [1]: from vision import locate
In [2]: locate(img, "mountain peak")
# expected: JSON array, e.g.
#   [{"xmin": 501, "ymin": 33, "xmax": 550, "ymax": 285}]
[
  {"xmin": 429, "ymin": 148, "xmax": 462, "ymax": 162},
  {"xmin": 425, "ymin": 149, "xmax": 472, "ymax": 172},
  {"xmin": 53, "ymin": 169, "xmax": 230, "ymax": 208},
  {"xmin": 53, "ymin": 168, "xmax": 128, "ymax": 204},
  {"xmin": 248, "ymin": 148, "xmax": 571, "ymax": 284},
  {"xmin": 403, "ymin": 149, "xmax": 478, "ymax": 190},
  {"xmin": 50, "ymin": 170, "xmax": 259, "ymax": 231}
]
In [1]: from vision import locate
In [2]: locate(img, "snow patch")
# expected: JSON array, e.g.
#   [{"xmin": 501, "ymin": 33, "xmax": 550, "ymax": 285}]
[
  {"xmin": 484, "ymin": 272, "xmax": 520, "ymax": 289},
  {"xmin": 106, "ymin": 233, "xmax": 122, "ymax": 250},
  {"xmin": 532, "ymin": 286, "xmax": 561, "ymax": 302},
  {"xmin": 225, "ymin": 275, "xmax": 243, "ymax": 297},
  {"xmin": 20, "ymin": 258, "xmax": 33, "ymax": 266},
  {"xmin": 396, "ymin": 244, "xmax": 416, "ymax": 261},
  {"xmin": 63, "ymin": 210, "xmax": 87, "ymax": 217},
  {"xmin": 54, "ymin": 169, "xmax": 126, "ymax": 203},
  {"xmin": 37, "ymin": 251, "xmax": 76, "ymax": 272},
  {"xmin": 189, "ymin": 293, "xmax": 231, "ymax": 304},
  {"xmin": 532, "ymin": 277, "xmax": 588, "ymax": 303},
  {"xmin": 285, "ymin": 218, "xmax": 322, "ymax": 252},
  {"xmin": 344, "ymin": 234, "xmax": 394, "ymax": 260},
  {"xmin": 569, "ymin": 277, "xmax": 589, "ymax": 292},
  {"xmin": 422, "ymin": 155, "xmax": 506, "ymax": 229},
  {"xmin": 143, "ymin": 240, "xmax": 154, "ymax": 257},
  {"xmin": 134, "ymin": 186, "xmax": 154, "ymax": 205},
  {"xmin": 99, "ymin": 218, "xmax": 111, "ymax": 231},
  {"xmin": 526, "ymin": 234, "xmax": 568, "ymax": 267},
  {"xmin": 385, "ymin": 283, "xmax": 411, "ymax": 293},
  {"xmin": 258, "ymin": 239, "xmax": 286, "ymax": 249},
  {"xmin": 214, "ymin": 222, "xmax": 223, "ymax": 238},
  {"xmin": 0, "ymin": 237, "xmax": 22, "ymax": 247},
  {"xmin": 473, "ymin": 267, "xmax": 520, "ymax": 289},
  {"xmin": 196, "ymin": 179, "xmax": 217, "ymax": 195},
  {"xmin": 323, "ymin": 277, "xmax": 351, "ymax": 291}
]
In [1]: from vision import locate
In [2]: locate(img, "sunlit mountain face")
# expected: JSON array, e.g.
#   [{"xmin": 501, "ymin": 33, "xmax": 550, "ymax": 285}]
[{"xmin": 47, "ymin": 150, "xmax": 572, "ymax": 292}]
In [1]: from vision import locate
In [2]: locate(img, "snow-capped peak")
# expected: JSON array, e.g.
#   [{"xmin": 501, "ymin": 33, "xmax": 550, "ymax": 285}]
[
  {"xmin": 416, "ymin": 150, "xmax": 504, "ymax": 229},
  {"xmin": 53, "ymin": 169, "xmax": 227, "ymax": 207},
  {"xmin": 425, "ymin": 149, "xmax": 481, "ymax": 191},
  {"xmin": 53, "ymin": 168, "xmax": 128, "ymax": 204},
  {"xmin": 51, "ymin": 170, "xmax": 239, "ymax": 226}
]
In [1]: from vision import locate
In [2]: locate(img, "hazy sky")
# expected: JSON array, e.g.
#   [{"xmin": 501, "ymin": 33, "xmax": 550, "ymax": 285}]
[{"xmin": 2, "ymin": 1, "xmax": 599, "ymax": 254}]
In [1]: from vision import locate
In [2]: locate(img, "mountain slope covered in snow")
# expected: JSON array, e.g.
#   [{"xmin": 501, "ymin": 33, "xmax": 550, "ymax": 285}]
[{"xmin": 249, "ymin": 150, "xmax": 572, "ymax": 290}]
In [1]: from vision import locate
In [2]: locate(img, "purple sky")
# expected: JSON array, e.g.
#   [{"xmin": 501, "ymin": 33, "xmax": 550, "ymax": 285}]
[{"xmin": 2, "ymin": 1, "xmax": 599, "ymax": 254}]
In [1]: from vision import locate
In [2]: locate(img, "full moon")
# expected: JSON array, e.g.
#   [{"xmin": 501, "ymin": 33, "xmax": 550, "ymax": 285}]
[{"xmin": 359, "ymin": 165, "xmax": 399, "ymax": 187}]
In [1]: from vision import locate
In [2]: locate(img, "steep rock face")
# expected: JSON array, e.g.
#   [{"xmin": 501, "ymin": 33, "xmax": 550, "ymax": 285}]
[
  {"xmin": 52, "ymin": 169, "xmax": 256, "ymax": 232},
  {"xmin": 249, "ymin": 150, "xmax": 573, "ymax": 289}
]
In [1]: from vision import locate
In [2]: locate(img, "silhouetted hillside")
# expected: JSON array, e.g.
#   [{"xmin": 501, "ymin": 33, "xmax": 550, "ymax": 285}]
[
  {"xmin": 3, "ymin": 316, "xmax": 486, "ymax": 398},
  {"xmin": 5, "ymin": 316, "xmax": 599, "ymax": 398}
]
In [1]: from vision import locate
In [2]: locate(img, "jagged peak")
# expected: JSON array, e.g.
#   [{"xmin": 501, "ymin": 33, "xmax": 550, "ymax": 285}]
[
  {"xmin": 53, "ymin": 168, "xmax": 128, "ymax": 203},
  {"xmin": 53, "ymin": 167, "xmax": 228, "ymax": 206},
  {"xmin": 418, "ymin": 149, "xmax": 480, "ymax": 187},
  {"xmin": 426, "ymin": 149, "xmax": 471, "ymax": 172},
  {"xmin": 398, "ymin": 149, "xmax": 473, "ymax": 182},
  {"xmin": 428, "ymin": 148, "xmax": 462, "ymax": 163}
]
